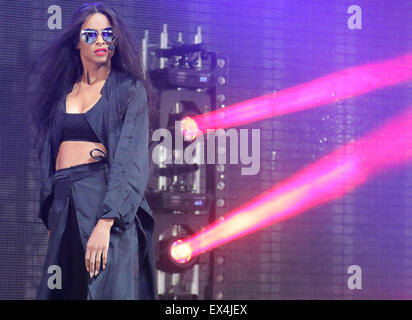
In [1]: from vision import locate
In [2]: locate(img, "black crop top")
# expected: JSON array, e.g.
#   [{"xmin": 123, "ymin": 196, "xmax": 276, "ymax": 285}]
[{"xmin": 61, "ymin": 113, "xmax": 101, "ymax": 143}]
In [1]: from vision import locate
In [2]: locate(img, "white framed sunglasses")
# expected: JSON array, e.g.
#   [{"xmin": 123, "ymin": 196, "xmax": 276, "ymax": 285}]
[{"xmin": 80, "ymin": 27, "xmax": 116, "ymax": 44}]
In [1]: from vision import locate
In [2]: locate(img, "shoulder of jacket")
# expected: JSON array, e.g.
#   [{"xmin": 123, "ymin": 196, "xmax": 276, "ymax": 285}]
[
  {"xmin": 118, "ymin": 75, "xmax": 146, "ymax": 98},
  {"xmin": 112, "ymin": 72, "xmax": 146, "ymax": 108},
  {"xmin": 114, "ymin": 72, "xmax": 142, "ymax": 88}
]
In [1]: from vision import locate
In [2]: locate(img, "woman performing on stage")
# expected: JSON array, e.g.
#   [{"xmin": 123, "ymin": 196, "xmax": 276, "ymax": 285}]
[{"xmin": 28, "ymin": 2, "xmax": 156, "ymax": 300}]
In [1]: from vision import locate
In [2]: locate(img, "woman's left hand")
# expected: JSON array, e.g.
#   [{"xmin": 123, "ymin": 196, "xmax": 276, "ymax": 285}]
[{"xmin": 85, "ymin": 218, "xmax": 114, "ymax": 278}]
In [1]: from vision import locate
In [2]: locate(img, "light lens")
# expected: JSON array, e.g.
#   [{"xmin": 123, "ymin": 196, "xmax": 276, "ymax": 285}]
[
  {"xmin": 181, "ymin": 116, "xmax": 200, "ymax": 141},
  {"xmin": 170, "ymin": 240, "xmax": 193, "ymax": 264}
]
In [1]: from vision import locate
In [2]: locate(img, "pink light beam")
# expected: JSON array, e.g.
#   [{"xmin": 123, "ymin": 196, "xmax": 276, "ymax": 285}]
[
  {"xmin": 174, "ymin": 105, "xmax": 412, "ymax": 261},
  {"xmin": 191, "ymin": 52, "xmax": 412, "ymax": 135}
]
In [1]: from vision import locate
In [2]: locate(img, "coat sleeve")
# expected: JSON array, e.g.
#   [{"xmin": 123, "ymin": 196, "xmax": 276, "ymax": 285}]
[
  {"xmin": 38, "ymin": 129, "xmax": 54, "ymax": 230},
  {"xmin": 96, "ymin": 78, "xmax": 150, "ymax": 233}
]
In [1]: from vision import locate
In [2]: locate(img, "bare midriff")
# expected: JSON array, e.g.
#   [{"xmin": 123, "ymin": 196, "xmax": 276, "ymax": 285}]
[{"xmin": 55, "ymin": 81, "xmax": 108, "ymax": 171}]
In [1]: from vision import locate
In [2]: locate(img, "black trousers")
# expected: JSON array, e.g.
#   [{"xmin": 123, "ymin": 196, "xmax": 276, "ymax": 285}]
[
  {"xmin": 49, "ymin": 193, "xmax": 87, "ymax": 300},
  {"xmin": 47, "ymin": 149, "xmax": 108, "ymax": 300}
]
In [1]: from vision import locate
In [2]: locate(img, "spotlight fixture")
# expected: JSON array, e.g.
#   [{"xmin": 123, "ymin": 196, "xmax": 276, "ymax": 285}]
[
  {"xmin": 217, "ymin": 58, "xmax": 226, "ymax": 68},
  {"xmin": 216, "ymin": 198, "xmax": 226, "ymax": 208},
  {"xmin": 181, "ymin": 115, "xmax": 201, "ymax": 141},
  {"xmin": 216, "ymin": 180, "xmax": 226, "ymax": 191},
  {"xmin": 157, "ymin": 236, "xmax": 198, "ymax": 273},
  {"xmin": 217, "ymin": 76, "xmax": 226, "ymax": 85}
]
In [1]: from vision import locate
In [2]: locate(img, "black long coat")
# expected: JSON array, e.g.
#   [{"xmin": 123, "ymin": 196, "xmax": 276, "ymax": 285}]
[{"xmin": 36, "ymin": 68, "xmax": 156, "ymax": 299}]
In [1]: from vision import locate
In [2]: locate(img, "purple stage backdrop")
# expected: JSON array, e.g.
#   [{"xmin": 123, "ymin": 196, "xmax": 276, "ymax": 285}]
[{"xmin": 1, "ymin": 0, "xmax": 412, "ymax": 299}]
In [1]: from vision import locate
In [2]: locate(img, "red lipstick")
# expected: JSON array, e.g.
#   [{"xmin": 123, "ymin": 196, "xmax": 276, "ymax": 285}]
[{"xmin": 94, "ymin": 48, "xmax": 107, "ymax": 56}]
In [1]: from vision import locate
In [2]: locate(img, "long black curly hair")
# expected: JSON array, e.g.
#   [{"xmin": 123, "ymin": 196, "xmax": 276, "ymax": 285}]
[{"xmin": 27, "ymin": 2, "xmax": 157, "ymax": 159}]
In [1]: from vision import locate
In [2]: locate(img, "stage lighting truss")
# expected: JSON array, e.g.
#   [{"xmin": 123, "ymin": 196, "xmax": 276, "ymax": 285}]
[
  {"xmin": 146, "ymin": 42, "xmax": 229, "ymax": 210},
  {"xmin": 212, "ymin": 53, "xmax": 229, "ymax": 299},
  {"xmin": 143, "ymin": 24, "xmax": 229, "ymax": 298},
  {"xmin": 143, "ymin": 26, "xmax": 412, "ymax": 298}
]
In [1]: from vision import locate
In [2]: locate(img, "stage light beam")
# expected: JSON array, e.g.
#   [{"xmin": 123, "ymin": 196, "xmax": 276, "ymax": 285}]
[
  {"xmin": 175, "ymin": 105, "xmax": 412, "ymax": 262},
  {"xmin": 187, "ymin": 52, "xmax": 412, "ymax": 136}
]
